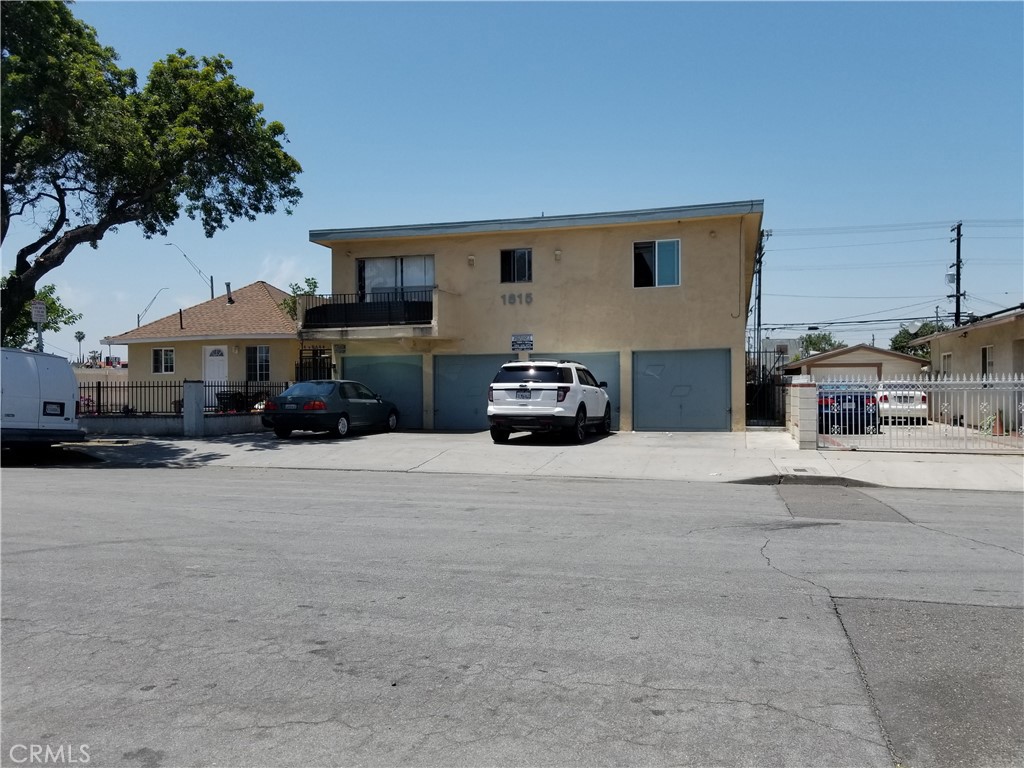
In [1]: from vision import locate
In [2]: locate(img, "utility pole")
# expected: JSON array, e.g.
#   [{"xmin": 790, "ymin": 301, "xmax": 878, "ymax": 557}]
[
  {"xmin": 948, "ymin": 221, "xmax": 963, "ymax": 326},
  {"xmin": 753, "ymin": 229, "xmax": 771, "ymax": 376}
]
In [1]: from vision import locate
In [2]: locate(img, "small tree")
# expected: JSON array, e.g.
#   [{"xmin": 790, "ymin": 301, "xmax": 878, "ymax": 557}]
[
  {"xmin": 280, "ymin": 277, "xmax": 319, "ymax": 321},
  {"xmin": 799, "ymin": 332, "xmax": 845, "ymax": 356},
  {"xmin": 0, "ymin": 276, "xmax": 83, "ymax": 348},
  {"xmin": 889, "ymin": 322, "xmax": 948, "ymax": 359}
]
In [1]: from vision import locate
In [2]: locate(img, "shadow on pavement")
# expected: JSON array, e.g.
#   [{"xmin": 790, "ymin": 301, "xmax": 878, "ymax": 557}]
[{"xmin": 0, "ymin": 429, "xmax": 394, "ymax": 470}]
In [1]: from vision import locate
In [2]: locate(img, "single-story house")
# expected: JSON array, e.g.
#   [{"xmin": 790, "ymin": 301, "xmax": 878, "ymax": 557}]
[
  {"xmin": 302, "ymin": 200, "xmax": 765, "ymax": 432},
  {"xmin": 909, "ymin": 304, "xmax": 1024, "ymax": 377},
  {"xmin": 101, "ymin": 281, "xmax": 304, "ymax": 387},
  {"xmin": 783, "ymin": 344, "xmax": 927, "ymax": 380}
]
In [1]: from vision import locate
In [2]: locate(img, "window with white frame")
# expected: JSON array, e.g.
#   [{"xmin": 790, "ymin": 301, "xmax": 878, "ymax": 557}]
[
  {"xmin": 633, "ymin": 239, "xmax": 680, "ymax": 287},
  {"xmin": 940, "ymin": 352, "xmax": 952, "ymax": 378},
  {"xmin": 152, "ymin": 348, "xmax": 175, "ymax": 374},
  {"xmin": 981, "ymin": 345, "xmax": 995, "ymax": 376},
  {"xmin": 500, "ymin": 248, "xmax": 532, "ymax": 283},
  {"xmin": 246, "ymin": 345, "xmax": 270, "ymax": 382}
]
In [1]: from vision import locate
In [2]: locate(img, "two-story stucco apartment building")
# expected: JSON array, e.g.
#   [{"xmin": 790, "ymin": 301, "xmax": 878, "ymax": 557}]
[{"xmin": 301, "ymin": 200, "xmax": 765, "ymax": 432}]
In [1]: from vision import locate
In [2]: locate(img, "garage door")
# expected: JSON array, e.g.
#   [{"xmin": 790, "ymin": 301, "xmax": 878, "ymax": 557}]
[
  {"xmin": 533, "ymin": 351, "xmax": 621, "ymax": 431},
  {"xmin": 342, "ymin": 355, "xmax": 424, "ymax": 429},
  {"xmin": 434, "ymin": 354, "xmax": 513, "ymax": 430},
  {"xmin": 633, "ymin": 349, "xmax": 731, "ymax": 431}
]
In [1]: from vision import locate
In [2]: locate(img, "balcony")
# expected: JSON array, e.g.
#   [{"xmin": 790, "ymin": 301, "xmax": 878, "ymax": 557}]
[{"xmin": 297, "ymin": 289, "xmax": 459, "ymax": 343}]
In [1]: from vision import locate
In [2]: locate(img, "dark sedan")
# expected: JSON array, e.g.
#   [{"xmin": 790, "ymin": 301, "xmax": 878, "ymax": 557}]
[
  {"xmin": 817, "ymin": 383, "xmax": 879, "ymax": 434},
  {"xmin": 261, "ymin": 380, "xmax": 399, "ymax": 439}
]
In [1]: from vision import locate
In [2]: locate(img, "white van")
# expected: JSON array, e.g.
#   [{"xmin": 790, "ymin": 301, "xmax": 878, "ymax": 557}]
[{"xmin": 1, "ymin": 347, "xmax": 85, "ymax": 448}]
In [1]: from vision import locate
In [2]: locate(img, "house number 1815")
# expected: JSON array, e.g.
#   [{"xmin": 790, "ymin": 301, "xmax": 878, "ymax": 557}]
[{"xmin": 501, "ymin": 292, "xmax": 533, "ymax": 306}]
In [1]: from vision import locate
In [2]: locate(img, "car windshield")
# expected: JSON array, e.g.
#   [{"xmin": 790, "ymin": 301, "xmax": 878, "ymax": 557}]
[
  {"xmin": 282, "ymin": 382, "xmax": 335, "ymax": 398},
  {"xmin": 493, "ymin": 366, "xmax": 567, "ymax": 384}
]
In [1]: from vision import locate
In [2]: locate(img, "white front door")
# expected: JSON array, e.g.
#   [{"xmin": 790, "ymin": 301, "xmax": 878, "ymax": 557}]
[{"xmin": 203, "ymin": 346, "xmax": 229, "ymax": 407}]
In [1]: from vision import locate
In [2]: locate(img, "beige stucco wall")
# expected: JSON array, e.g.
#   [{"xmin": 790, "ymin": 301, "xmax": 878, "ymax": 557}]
[
  {"xmin": 321, "ymin": 214, "xmax": 758, "ymax": 430},
  {"xmin": 928, "ymin": 316, "xmax": 1024, "ymax": 376},
  {"xmin": 120, "ymin": 338, "xmax": 302, "ymax": 383}
]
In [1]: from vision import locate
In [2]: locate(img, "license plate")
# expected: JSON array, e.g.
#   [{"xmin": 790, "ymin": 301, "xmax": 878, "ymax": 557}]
[
  {"xmin": 285, "ymin": 403, "xmax": 297, "ymax": 409},
  {"xmin": 842, "ymin": 402, "xmax": 855, "ymax": 410},
  {"xmin": 515, "ymin": 390, "xmax": 531, "ymax": 400}
]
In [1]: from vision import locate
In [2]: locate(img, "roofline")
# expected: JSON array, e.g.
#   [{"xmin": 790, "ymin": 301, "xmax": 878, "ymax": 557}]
[
  {"xmin": 100, "ymin": 333, "xmax": 298, "ymax": 345},
  {"xmin": 908, "ymin": 304, "xmax": 1024, "ymax": 346},
  {"xmin": 310, "ymin": 200, "xmax": 764, "ymax": 244},
  {"xmin": 782, "ymin": 343, "xmax": 927, "ymax": 368}
]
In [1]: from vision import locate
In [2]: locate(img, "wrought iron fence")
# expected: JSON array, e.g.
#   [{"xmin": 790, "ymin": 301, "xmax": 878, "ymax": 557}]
[
  {"xmin": 813, "ymin": 374, "xmax": 1023, "ymax": 453},
  {"xmin": 78, "ymin": 380, "xmax": 290, "ymax": 416},
  {"xmin": 300, "ymin": 290, "xmax": 434, "ymax": 329}
]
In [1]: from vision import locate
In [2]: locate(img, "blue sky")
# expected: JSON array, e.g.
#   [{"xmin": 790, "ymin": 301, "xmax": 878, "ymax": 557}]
[{"xmin": 6, "ymin": 1, "xmax": 1022, "ymax": 361}]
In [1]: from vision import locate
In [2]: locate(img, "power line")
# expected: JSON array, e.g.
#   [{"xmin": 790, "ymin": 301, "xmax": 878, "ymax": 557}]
[
  {"xmin": 770, "ymin": 219, "xmax": 1022, "ymax": 236},
  {"xmin": 768, "ymin": 237, "xmax": 947, "ymax": 252}
]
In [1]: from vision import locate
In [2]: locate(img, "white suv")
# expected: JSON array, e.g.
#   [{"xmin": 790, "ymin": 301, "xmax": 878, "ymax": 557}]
[{"xmin": 487, "ymin": 360, "xmax": 612, "ymax": 443}]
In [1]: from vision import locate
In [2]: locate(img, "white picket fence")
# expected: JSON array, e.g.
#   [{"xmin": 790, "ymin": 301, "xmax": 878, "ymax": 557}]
[{"xmin": 813, "ymin": 373, "xmax": 1024, "ymax": 453}]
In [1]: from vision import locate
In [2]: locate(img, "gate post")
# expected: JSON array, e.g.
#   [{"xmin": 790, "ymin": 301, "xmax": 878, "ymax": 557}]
[
  {"xmin": 787, "ymin": 381, "xmax": 818, "ymax": 450},
  {"xmin": 182, "ymin": 380, "xmax": 205, "ymax": 437}
]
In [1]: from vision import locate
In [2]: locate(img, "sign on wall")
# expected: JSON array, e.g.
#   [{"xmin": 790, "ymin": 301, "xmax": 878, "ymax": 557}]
[{"xmin": 511, "ymin": 333, "xmax": 534, "ymax": 352}]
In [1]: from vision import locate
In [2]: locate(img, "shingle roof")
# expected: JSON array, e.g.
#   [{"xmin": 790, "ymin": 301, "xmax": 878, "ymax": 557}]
[{"xmin": 102, "ymin": 281, "xmax": 297, "ymax": 344}]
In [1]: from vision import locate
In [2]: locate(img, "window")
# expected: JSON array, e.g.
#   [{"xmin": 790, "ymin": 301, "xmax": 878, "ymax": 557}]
[
  {"xmin": 152, "ymin": 348, "xmax": 174, "ymax": 374},
  {"xmin": 246, "ymin": 345, "xmax": 270, "ymax": 382},
  {"xmin": 633, "ymin": 239, "xmax": 680, "ymax": 287},
  {"xmin": 981, "ymin": 346, "xmax": 994, "ymax": 376},
  {"xmin": 500, "ymin": 249, "xmax": 532, "ymax": 283},
  {"xmin": 357, "ymin": 255, "xmax": 434, "ymax": 299},
  {"xmin": 940, "ymin": 352, "xmax": 952, "ymax": 378}
]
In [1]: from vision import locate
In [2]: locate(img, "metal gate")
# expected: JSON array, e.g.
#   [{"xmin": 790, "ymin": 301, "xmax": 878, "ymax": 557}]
[
  {"xmin": 816, "ymin": 374, "xmax": 1023, "ymax": 453},
  {"xmin": 295, "ymin": 347, "xmax": 333, "ymax": 382}
]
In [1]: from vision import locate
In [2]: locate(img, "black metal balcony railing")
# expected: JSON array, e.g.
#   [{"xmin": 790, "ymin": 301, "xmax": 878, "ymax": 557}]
[{"xmin": 301, "ymin": 290, "xmax": 433, "ymax": 330}]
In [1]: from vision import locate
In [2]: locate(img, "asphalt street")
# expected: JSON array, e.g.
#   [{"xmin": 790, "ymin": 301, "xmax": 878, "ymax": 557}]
[{"xmin": 1, "ymin": 464, "xmax": 1021, "ymax": 768}]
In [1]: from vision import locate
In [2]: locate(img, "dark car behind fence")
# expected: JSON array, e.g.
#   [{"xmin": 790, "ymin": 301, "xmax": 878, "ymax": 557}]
[
  {"xmin": 78, "ymin": 380, "xmax": 290, "ymax": 416},
  {"xmin": 815, "ymin": 374, "xmax": 1023, "ymax": 452}
]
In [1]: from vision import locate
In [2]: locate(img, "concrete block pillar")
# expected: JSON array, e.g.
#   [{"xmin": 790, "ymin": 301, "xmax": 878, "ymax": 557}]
[
  {"xmin": 182, "ymin": 380, "xmax": 205, "ymax": 437},
  {"xmin": 792, "ymin": 383, "xmax": 818, "ymax": 450}
]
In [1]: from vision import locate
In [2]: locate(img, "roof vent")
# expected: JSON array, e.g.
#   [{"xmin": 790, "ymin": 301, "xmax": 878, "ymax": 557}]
[{"xmin": 225, "ymin": 282, "xmax": 235, "ymax": 305}]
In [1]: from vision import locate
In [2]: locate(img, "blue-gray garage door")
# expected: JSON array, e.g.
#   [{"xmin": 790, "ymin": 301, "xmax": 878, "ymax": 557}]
[
  {"xmin": 532, "ymin": 351, "xmax": 621, "ymax": 431},
  {"xmin": 341, "ymin": 355, "xmax": 424, "ymax": 429},
  {"xmin": 434, "ymin": 354, "xmax": 513, "ymax": 430},
  {"xmin": 633, "ymin": 349, "xmax": 732, "ymax": 431}
]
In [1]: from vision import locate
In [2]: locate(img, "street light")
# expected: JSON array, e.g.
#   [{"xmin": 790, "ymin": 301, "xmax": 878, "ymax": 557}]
[
  {"xmin": 166, "ymin": 242, "xmax": 214, "ymax": 299},
  {"xmin": 138, "ymin": 287, "xmax": 169, "ymax": 327}
]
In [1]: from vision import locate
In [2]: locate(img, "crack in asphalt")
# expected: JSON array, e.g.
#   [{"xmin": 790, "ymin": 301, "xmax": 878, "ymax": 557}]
[{"xmin": 759, "ymin": 536, "xmax": 902, "ymax": 768}]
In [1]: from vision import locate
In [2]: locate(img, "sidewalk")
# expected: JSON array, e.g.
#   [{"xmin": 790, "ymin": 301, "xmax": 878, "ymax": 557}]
[{"xmin": 66, "ymin": 429, "xmax": 1024, "ymax": 493}]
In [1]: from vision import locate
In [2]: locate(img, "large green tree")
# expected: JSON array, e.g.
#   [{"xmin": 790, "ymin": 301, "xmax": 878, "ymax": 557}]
[
  {"xmin": 1, "ymin": 0, "xmax": 302, "ymax": 334},
  {"xmin": 889, "ymin": 321, "xmax": 948, "ymax": 359},
  {"xmin": 0, "ymin": 277, "xmax": 83, "ymax": 348}
]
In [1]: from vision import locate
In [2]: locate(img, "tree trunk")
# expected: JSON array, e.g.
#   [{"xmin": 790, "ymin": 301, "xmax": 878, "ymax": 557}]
[{"xmin": 0, "ymin": 272, "xmax": 38, "ymax": 339}]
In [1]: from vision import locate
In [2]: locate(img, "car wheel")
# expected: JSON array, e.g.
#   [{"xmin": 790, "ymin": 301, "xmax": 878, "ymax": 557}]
[
  {"xmin": 331, "ymin": 414, "xmax": 350, "ymax": 438},
  {"xmin": 597, "ymin": 404, "xmax": 612, "ymax": 435},
  {"xmin": 386, "ymin": 411, "xmax": 398, "ymax": 432},
  {"xmin": 273, "ymin": 427, "xmax": 292, "ymax": 439},
  {"xmin": 570, "ymin": 407, "xmax": 587, "ymax": 443},
  {"xmin": 490, "ymin": 426, "xmax": 510, "ymax": 443}
]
